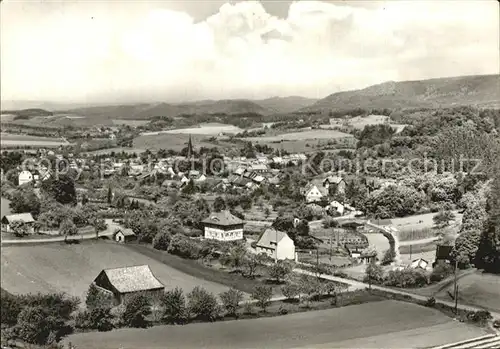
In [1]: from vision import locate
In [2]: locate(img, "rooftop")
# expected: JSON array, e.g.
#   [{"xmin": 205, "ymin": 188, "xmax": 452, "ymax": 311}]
[
  {"xmin": 202, "ymin": 210, "xmax": 244, "ymax": 226},
  {"xmin": 256, "ymin": 228, "xmax": 289, "ymax": 250},
  {"xmin": 100, "ymin": 265, "xmax": 164, "ymax": 294},
  {"xmin": 2, "ymin": 213, "xmax": 35, "ymax": 223}
]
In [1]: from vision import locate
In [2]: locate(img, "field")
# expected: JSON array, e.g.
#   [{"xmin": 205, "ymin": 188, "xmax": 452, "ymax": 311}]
[
  {"xmin": 134, "ymin": 132, "xmax": 238, "ymax": 152},
  {"xmin": 323, "ymin": 114, "xmax": 407, "ymax": 133},
  {"xmin": 391, "ymin": 211, "xmax": 463, "ymax": 233},
  {"xmin": 434, "ymin": 272, "xmax": 500, "ymax": 313},
  {"xmin": 81, "ymin": 147, "xmax": 146, "ymax": 156},
  {"xmin": 66, "ymin": 300, "xmax": 487, "ymax": 349},
  {"xmin": 0, "ymin": 241, "xmax": 233, "ymax": 300},
  {"xmin": 111, "ymin": 119, "xmax": 150, "ymax": 127},
  {"xmin": 0, "ymin": 132, "xmax": 71, "ymax": 148},
  {"xmin": 246, "ymin": 129, "xmax": 353, "ymax": 142},
  {"xmin": 1, "ymin": 197, "xmax": 12, "ymax": 216},
  {"xmin": 141, "ymin": 123, "xmax": 243, "ymax": 136}
]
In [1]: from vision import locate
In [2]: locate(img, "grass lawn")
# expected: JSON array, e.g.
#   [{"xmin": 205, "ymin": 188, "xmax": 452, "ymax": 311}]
[
  {"xmin": 127, "ymin": 244, "xmax": 290, "ymax": 297},
  {"xmin": 1, "ymin": 241, "xmax": 233, "ymax": 300},
  {"xmin": 66, "ymin": 300, "xmax": 487, "ymax": 349},
  {"xmin": 133, "ymin": 132, "xmax": 238, "ymax": 152},
  {"xmin": 391, "ymin": 211, "xmax": 463, "ymax": 233},
  {"xmin": 399, "ymin": 240, "xmax": 437, "ymax": 254},
  {"xmin": 1, "ymin": 196, "xmax": 12, "ymax": 216},
  {"xmin": 433, "ymin": 271, "xmax": 500, "ymax": 313}
]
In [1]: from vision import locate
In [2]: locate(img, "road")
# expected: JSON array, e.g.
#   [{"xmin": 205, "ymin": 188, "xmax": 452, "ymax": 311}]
[
  {"xmin": 1, "ymin": 219, "xmax": 120, "ymax": 245},
  {"xmin": 294, "ymin": 267, "xmax": 500, "ymax": 319}
]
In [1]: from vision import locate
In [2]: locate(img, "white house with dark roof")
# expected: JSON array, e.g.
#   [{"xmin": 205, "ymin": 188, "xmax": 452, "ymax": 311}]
[
  {"xmin": 1, "ymin": 213, "xmax": 35, "ymax": 233},
  {"xmin": 255, "ymin": 228, "xmax": 295, "ymax": 261},
  {"xmin": 302, "ymin": 183, "xmax": 327, "ymax": 203},
  {"xmin": 201, "ymin": 210, "xmax": 245, "ymax": 241},
  {"xmin": 92, "ymin": 265, "xmax": 165, "ymax": 305}
]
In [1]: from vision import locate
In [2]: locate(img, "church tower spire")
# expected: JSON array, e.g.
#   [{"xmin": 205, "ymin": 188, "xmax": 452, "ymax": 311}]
[{"xmin": 187, "ymin": 134, "xmax": 193, "ymax": 159}]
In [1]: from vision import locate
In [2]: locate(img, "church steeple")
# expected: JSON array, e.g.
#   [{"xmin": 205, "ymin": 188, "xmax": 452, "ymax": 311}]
[{"xmin": 187, "ymin": 134, "xmax": 193, "ymax": 159}]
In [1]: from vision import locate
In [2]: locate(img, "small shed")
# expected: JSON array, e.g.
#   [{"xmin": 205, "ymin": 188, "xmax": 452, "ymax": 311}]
[
  {"xmin": 113, "ymin": 228, "xmax": 136, "ymax": 243},
  {"xmin": 1, "ymin": 213, "xmax": 35, "ymax": 233}
]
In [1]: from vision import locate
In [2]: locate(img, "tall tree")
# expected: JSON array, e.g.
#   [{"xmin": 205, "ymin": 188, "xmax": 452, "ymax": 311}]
[
  {"xmin": 59, "ymin": 219, "xmax": 78, "ymax": 242},
  {"xmin": 41, "ymin": 175, "xmax": 77, "ymax": 205},
  {"xmin": 9, "ymin": 187, "xmax": 41, "ymax": 218}
]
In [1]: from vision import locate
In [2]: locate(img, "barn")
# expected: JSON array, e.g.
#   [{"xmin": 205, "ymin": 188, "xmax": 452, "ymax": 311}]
[
  {"xmin": 1, "ymin": 213, "xmax": 35, "ymax": 233},
  {"xmin": 92, "ymin": 265, "xmax": 165, "ymax": 305}
]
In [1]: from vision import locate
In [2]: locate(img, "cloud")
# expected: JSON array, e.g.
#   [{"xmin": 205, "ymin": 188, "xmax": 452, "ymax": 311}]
[{"xmin": 1, "ymin": 0, "xmax": 498, "ymax": 103}]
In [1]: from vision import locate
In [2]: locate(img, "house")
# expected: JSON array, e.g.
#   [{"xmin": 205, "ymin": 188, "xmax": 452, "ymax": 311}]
[
  {"xmin": 410, "ymin": 258, "xmax": 429, "ymax": 270},
  {"xmin": 1, "ymin": 213, "xmax": 35, "ymax": 233},
  {"xmin": 255, "ymin": 228, "xmax": 296, "ymax": 260},
  {"xmin": 92, "ymin": 265, "xmax": 165, "ymax": 305},
  {"xmin": 323, "ymin": 176, "xmax": 346, "ymax": 194},
  {"xmin": 113, "ymin": 228, "xmax": 136, "ymax": 243},
  {"xmin": 302, "ymin": 184, "xmax": 327, "ymax": 203},
  {"xmin": 201, "ymin": 210, "xmax": 245, "ymax": 241},
  {"xmin": 18, "ymin": 170, "xmax": 33, "ymax": 186},
  {"xmin": 248, "ymin": 164, "xmax": 269, "ymax": 174}
]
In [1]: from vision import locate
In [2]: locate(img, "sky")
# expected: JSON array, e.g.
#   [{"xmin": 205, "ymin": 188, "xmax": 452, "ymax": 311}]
[{"xmin": 1, "ymin": 0, "xmax": 499, "ymax": 104}]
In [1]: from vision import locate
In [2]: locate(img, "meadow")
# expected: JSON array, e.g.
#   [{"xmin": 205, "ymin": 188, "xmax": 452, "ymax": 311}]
[
  {"xmin": 0, "ymin": 241, "xmax": 233, "ymax": 300},
  {"xmin": 66, "ymin": 300, "xmax": 487, "ymax": 349},
  {"xmin": 141, "ymin": 123, "xmax": 244, "ymax": 136},
  {"xmin": 245, "ymin": 129, "xmax": 353, "ymax": 142},
  {"xmin": 1, "ymin": 196, "xmax": 12, "ymax": 216},
  {"xmin": 323, "ymin": 114, "xmax": 407, "ymax": 132},
  {"xmin": 134, "ymin": 132, "xmax": 238, "ymax": 152},
  {"xmin": 434, "ymin": 272, "xmax": 500, "ymax": 313},
  {"xmin": 0, "ymin": 132, "xmax": 71, "ymax": 148}
]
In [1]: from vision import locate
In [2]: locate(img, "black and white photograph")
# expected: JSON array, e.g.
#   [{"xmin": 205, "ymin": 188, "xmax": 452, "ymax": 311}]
[{"xmin": 1, "ymin": 0, "xmax": 499, "ymax": 348}]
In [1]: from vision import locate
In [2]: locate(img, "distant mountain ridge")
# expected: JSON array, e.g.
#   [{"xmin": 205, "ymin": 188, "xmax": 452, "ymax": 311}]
[{"xmin": 302, "ymin": 74, "xmax": 500, "ymax": 113}]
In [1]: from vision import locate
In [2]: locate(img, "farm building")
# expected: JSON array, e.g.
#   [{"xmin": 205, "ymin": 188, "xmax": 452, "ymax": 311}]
[
  {"xmin": 18, "ymin": 170, "xmax": 34, "ymax": 186},
  {"xmin": 255, "ymin": 228, "xmax": 296, "ymax": 261},
  {"xmin": 202, "ymin": 210, "xmax": 245, "ymax": 241},
  {"xmin": 433, "ymin": 244, "xmax": 453, "ymax": 267},
  {"xmin": 113, "ymin": 228, "xmax": 136, "ymax": 243},
  {"xmin": 323, "ymin": 176, "xmax": 346, "ymax": 194},
  {"xmin": 1, "ymin": 213, "xmax": 35, "ymax": 233},
  {"xmin": 92, "ymin": 265, "xmax": 165, "ymax": 305}
]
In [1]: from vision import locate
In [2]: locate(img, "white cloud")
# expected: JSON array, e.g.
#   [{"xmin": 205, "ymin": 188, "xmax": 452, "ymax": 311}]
[{"xmin": 1, "ymin": 0, "xmax": 498, "ymax": 103}]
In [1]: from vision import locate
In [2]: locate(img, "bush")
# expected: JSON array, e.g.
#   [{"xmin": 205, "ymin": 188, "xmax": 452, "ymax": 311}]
[
  {"xmin": 219, "ymin": 288, "xmax": 244, "ymax": 317},
  {"xmin": 381, "ymin": 248, "xmax": 396, "ymax": 266},
  {"xmin": 424, "ymin": 297, "xmax": 436, "ymax": 307},
  {"xmin": 281, "ymin": 283, "xmax": 300, "ymax": 301},
  {"xmin": 87, "ymin": 306, "xmax": 114, "ymax": 331},
  {"xmin": 187, "ymin": 287, "xmax": 220, "ymax": 321},
  {"xmin": 251, "ymin": 285, "xmax": 273, "ymax": 312},
  {"xmin": 384, "ymin": 268, "xmax": 428, "ymax": 288},
  {"xmin": 121, "ymin": 293, "xmax": 152, "ymax": 328},
  {"xmin": 278, "ymin": 305, "xmax": 289, "ymax": 315},
  {"xmin": 268, "ymin": 260, "xmax": 293, "ymax": 283},
  {"xmin": 363, "ymin": 263, "xmax": 385, "ymax": 284},
  {"xmin": 161, "ymin": 287, "xmax": 187, "ymax": 324},
  {"xmin": 86, "ymin": 284, "xmax": 114, "ymax": 310},
  {"xmin": 429, "ymin": 263, "xmax": 454, "ymax": 282},
  {"xmin": 467, "ymin": 310, "xmax": 492, "ymax": 324},
  {"xmin": 167, "ymin": 235, "xmax": 201, "ymax": 259},
  {"xmin": 152, "ymin": 232, "xmax": 172, "ymax": 251}
]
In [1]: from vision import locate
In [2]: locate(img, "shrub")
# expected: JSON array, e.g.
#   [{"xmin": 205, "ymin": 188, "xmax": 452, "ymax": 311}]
[
  {"xmin": 167, "ymin": 235, "xmax": 201, "ymax": 259},
  {"xmin": 121, "ymin": 293, "xmax": 152, "ymax": 328},
  {"xmin": 219, "ymin": 288, "xmax": 244, "ymax": 317},
  {"xmin": 278, "ymin": 305, "xmax": 289, "ymax": 315},
  {"xmin": 152, "ymin": 232, "xmax": 172, "ymax": 251},
  {"xmin": 268, "ymin": 260, "xmax": 293, "ymax": 283},
  {"xmin": 161, "ymin": 287, "xmax": 187, "ymax": 324},
  {"xmin": 86, "ymin": 284, "xmax": 114, "ymax": 310},
  {"xmin": 363, "ymin": 263, "xmax": 385, "ymax": 284},
  {"xmin": 242, "ymin": 302, "xmax": 254, "ymax": 315},
  {"xmin": 381, "ymin": 248, "xmax": 396, "ymax": 266},
  {"xmin": 281, "ymin": 283, "xmax": 300, "ymax": 301},
  {"xmin": 187, "ymin": 287, "xmax": 220, "ymax": 321},
  {"xmin": 467, "ymin": 310, "xmax": 492, "ymax": 324},
  {"xmin": 424, "ymin": 297, "xmax": 436, "ymax": 307},
  {"xmin": 384, "ymin": 268, "xmax": 428, "ymax": 288},
  {"xmin": 251, "ymin": 285, "xmax": 273, "ymax": 312},
  {"xmin": 429, "ymin": 263, "xmax": 454, "ymax": 282},
  {"xmin": 87, "ymin": 306, "xmax": 114, "ymax": 331}
]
